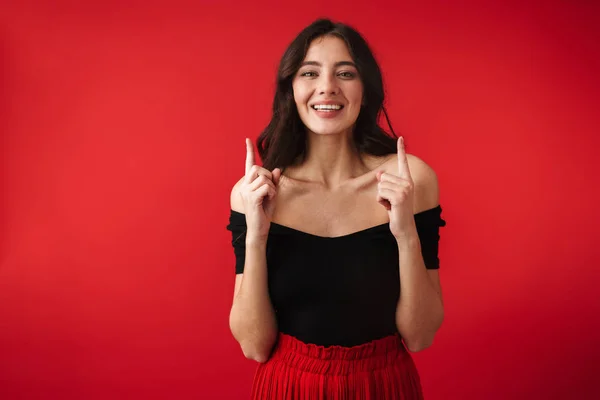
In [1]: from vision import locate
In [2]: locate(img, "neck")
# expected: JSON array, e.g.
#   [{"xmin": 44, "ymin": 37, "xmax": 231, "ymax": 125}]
[{"xmin": 291, "ymin": 130, "xmax": 368, "ymax": 188}]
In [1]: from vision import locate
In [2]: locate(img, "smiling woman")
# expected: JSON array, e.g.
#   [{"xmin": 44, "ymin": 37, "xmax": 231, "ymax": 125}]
[
  {"xmin": 226, "ymin": 18, "xmax": 446, "ymax": 399},
  {"xmin": 255, "ymin": 19, "xmax": 399, "ymax": 172}
]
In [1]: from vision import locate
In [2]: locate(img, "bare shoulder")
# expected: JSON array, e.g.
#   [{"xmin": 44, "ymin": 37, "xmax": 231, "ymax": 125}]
[
  {"xmin": 230, "ymin": 176, "xmax": 245, "ymax": 214},
  {"xmin": 378, "ymin": 153, "xmax": 440, "ymax": 213}
]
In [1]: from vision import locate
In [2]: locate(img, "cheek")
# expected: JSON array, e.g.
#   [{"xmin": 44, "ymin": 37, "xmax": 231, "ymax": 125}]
[
  {"xmin": 343, "ymin": 84, "xmax": 363, "ymax": 110},
  {"xmin": 349, "ymin": 86, "xmax": 364, "ymax": 115},
  {"xmin": 349, "ymin": 83, "xmax": 364, "ymax": 104},
  {"xmin": 293, "ymin": 86, "xmax": 310, "ymax": 109}
]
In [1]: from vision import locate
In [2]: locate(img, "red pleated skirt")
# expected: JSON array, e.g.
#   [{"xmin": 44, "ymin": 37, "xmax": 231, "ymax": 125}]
[{"xmin": 251, "ymin": 333, "xmax": 424, "ymax": 399}]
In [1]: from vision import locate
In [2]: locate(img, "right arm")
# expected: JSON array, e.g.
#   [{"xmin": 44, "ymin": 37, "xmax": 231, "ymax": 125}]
[{"xmin": 228, "ymin": 139, "xmax": 281, "ymax": 363}]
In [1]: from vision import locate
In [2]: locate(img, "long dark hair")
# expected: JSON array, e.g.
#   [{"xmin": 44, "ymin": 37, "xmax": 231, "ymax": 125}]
[{"xmin": 256, "ymin": 18, "xmax": 399, "ymax": 171}]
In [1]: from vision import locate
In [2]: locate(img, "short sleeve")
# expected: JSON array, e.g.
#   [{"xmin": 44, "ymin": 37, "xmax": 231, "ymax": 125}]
[
  {"xmin": 414, "ymin": 205, "xmax": 447, "ymax": 270},
  {"xmin": 226, "ymin": 210, "xmax": 247, "ymax": 274}
]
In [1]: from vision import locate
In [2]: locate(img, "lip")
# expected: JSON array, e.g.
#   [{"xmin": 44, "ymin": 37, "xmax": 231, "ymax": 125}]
[
  {"xmin": 311, "ymin": 105, "xmax": 344, "ymax": 119},
  {"xmin": 309, "ymin": 100, "xmax": 344, "ymax": 107}
]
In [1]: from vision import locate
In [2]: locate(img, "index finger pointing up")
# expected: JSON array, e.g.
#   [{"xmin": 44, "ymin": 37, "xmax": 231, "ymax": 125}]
[
  {"xmin": 245, "ymin": 138, "xmax": 255, "ymax": 175},
  {"xmin": 397, "ymin": 137, "xmax": 412, "ymax": 180}
]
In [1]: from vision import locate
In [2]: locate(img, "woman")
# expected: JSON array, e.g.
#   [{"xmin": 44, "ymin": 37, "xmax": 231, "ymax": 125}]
[{"xmin": 226, "ymin": 18, "xmax": 446, "ymax": 399}]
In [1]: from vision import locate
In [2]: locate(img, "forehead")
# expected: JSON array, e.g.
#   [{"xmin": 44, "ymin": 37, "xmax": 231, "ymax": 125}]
[{"xmin": 303, "ymin": 35, "xmax": 353, "ymax": 63}]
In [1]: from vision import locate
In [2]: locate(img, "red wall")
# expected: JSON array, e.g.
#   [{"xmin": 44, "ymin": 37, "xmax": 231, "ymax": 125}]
[{"xmin": 1, "ymin": 1, "xmax": 599, "ymax": 399}]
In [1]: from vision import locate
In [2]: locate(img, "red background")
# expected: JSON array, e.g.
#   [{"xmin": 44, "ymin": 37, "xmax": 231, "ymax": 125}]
[{"xmin": 1, "ymin": 1, "xmax": 599, "ymax": 399}]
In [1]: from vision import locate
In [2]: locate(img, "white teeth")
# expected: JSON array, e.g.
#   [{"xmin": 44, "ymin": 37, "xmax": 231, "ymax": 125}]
[{"xmin": 312, "ymin": 104, "xmax": 342, "ymax": 110}]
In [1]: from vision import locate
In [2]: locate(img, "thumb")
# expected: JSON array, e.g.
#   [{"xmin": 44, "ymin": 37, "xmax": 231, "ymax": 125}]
[{"xmin": 272, "ymin": 168, "xmax": 282, "ymax": 185}]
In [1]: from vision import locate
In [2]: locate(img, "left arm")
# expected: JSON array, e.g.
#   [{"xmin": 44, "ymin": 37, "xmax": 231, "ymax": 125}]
[
  {"xmin": 395, "ymin": 154, "xmax": 444, "ymax": 352},
  {"xmin": 395, "ymin": 239, "xmax": 444, "ymax": 352},
  {"xmin": 376, "ymin": 138, "xmax": 444, "ymax": 352}
]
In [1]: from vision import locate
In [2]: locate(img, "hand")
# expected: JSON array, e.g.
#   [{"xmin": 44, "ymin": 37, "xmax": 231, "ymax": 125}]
[
  {"xmin": 376, "ymin": 137, "xmax": 416, "ymax": 239},
  {"xmin": 240, "ymin": 138, "xmax": 281, "ymax": 240}
]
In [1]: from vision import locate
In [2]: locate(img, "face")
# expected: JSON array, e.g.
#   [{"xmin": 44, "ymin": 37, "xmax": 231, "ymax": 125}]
[{"xmin": 292, "ymin": 35, "xmax": 364, "ymax": 136}]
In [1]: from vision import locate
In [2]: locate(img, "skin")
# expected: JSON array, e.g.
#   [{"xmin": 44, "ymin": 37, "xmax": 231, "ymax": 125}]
[{"xmin": 229, "ymin": 35, "xmax": 444, "ymax": 361}]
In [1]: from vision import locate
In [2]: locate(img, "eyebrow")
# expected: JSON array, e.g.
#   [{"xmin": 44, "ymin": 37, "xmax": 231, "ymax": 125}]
[{"xmin": 300, "ymin": 61, "xmax": 357, "ymax": 68}]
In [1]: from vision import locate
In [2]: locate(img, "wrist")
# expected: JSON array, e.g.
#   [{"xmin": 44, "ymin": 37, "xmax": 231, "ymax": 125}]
[
  {"xmin": 395, "ymin": 233, "xmax": 420, "ymax": 250},
  {"xmin": 245, "ymin": 234, "xmax": 268, "ymax": 248}
]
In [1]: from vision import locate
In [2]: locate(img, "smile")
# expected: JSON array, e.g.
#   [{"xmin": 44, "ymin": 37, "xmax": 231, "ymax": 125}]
[{"xmin": 311, "ymin": 104, "xmax": 344, "ymax": 111}]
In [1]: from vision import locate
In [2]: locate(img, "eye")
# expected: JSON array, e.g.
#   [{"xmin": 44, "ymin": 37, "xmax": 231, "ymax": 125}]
[
  {"xmin": 338, "ymin": 71, "xmax": 356, "ymax": 78},
  {"xmin": 300, "ymin": 71, "xmax": 317, "ymax": 77}
]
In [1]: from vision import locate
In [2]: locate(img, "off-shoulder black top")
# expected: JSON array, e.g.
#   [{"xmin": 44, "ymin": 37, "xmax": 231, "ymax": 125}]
[{"xmin": 226, "ymin": 205, "xmax": 446, "ymax": 347}]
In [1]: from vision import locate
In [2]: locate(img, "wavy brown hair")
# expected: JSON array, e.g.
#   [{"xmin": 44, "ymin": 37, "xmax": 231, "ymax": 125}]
[{"xmin": 256, "ymin": 18, "xmax": 399, "ymax": 171}]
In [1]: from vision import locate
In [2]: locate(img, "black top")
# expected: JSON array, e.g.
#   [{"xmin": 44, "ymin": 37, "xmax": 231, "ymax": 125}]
[{"xmin": 226, "ymin": 205, "xmax": 447, "ymax": 347}]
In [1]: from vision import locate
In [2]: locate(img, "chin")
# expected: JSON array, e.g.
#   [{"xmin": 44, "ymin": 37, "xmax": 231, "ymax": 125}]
[
  {"xmin": 305, "ymin": 122, "xmax": 354, "ymax": 136},
  {"xmin": 311, "ymin": 129, "xmax": 343, "ymax": 136}
]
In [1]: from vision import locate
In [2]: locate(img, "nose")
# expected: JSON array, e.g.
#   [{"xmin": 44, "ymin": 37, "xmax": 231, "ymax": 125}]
[{"xmin": 318, "ymin": 73, "xmax": 339, "ymax": 95}]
